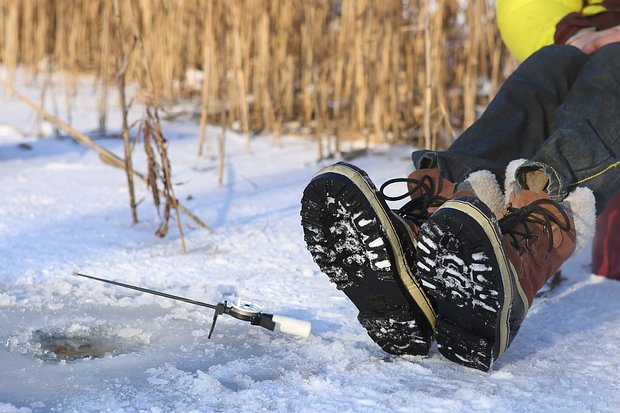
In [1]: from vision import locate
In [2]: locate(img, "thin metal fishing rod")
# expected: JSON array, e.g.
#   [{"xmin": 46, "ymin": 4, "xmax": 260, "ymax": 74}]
[
  {"xmin": 72, "ymin": 270, "xmax": 312, "ymax": 338},
  {"xmin": 73, "ymin": 271, "xmax": 218, "ymax": 310}
]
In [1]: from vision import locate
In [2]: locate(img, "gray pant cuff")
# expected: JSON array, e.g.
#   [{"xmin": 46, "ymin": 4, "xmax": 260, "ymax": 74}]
[{"xmin": 516, "ymin": 160, "xmax": 567, "ymax": 202}]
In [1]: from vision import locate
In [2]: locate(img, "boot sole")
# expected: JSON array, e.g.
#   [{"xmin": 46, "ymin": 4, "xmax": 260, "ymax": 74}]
[
  {"xmin": 416, "ymin": 197, "xmax": 527, "ymax": 370},
  {"xmin": 300, "ymin": 163, "xmax": 435, "ymax": 356}
]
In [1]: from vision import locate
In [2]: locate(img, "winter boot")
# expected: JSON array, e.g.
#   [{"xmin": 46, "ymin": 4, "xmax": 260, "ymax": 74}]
[
  {"xmin": 299, "ymin": 162, "xmax": 499, "ymax": 355},
  {"xmin": 416, "ymin": 189, "xmax": 582, "ymax": 370}
]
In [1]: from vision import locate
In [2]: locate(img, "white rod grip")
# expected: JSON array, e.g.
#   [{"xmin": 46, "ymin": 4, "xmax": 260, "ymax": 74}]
[{"xmin": 271, "ymin": 314, "xmax": 312, "ymax": 338}]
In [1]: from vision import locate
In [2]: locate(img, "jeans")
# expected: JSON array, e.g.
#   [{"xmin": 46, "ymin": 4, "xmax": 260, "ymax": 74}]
[{"xmin": 412, "ymin": 44, "xmax": 620, "ymax": 215}]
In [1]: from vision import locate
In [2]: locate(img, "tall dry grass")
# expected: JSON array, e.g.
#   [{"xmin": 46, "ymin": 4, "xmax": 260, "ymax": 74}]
[{"xmin": 0, "ymin": 0, "xmax": 514, "ymax": 153}]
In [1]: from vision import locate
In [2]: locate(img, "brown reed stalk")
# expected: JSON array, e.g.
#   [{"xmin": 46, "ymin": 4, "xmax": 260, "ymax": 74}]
[
  {"xmin": 256, "ymin": 8, "xmax": 277, "ymax": 140},
  {"xmin": 98, "ymin": 1, "xmax": 111, "ymax": 134},
  {"xmin": 389, "ymin": 15, "xmax": 401, "ymax": 141},
  {"xmin": 22, "ymin": 0, "xmax": 34, "ymax": 73},
  {"xmin": 331, "ymin": 1, "xmax": 347, "ymax": 152},
  {"xmin": 463, "ymin": 0, "xmax": 481, "ymax": 130},
  {"xmin": 300, "ymin": 2, "xmax": 314, "ymax": 128},
  {"xmin": 113, "ymin": 0, "xmax": 138, "ymax": 224},
  {"xmin": 218, "ymin": 26, "xmax": 229, "ymax": 187},
  {"xmin": 422, "ymin": 0, "xmax": 432, "ymax": 150},
  {"xmin": 228, "ymin": 2, "xmax": 251, "ymax": 152},
  {"xmin": 198, "ymin": 0, "xmax": 214, "ymax": 158},
  {"xmin": 431, "ymin": 0, "xmax": 448, "ymax": 148},
  {"xmin": 218, "ymin": 97, "xmax": 227, "ymax": 187},
  {"xmin": 3, "ymin": 1, "xmax": 19, "ymax": 91},
  {"xmin": 270, "ymin": 0, "xmax": 292, "ymax": 142},
  {"xmin": 353, "ymin": 1, "xmax": 367, "ymax": 133}
]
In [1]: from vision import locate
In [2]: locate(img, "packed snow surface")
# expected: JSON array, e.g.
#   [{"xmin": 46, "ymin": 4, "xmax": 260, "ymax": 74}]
[{"xmin": 1, "ymin": 75, "xmax": 619, "ymax": 412}]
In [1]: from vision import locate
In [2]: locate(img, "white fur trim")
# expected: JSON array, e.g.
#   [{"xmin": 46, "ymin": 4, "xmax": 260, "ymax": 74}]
[
  {"xmin": 561, "ymin": 186, "xmax": 596, "ymax": 255},
  {"xmin": 504, "ymin": 159, "xmax": 528, "ymax": 203},
  {"xmin": 462, "ymin": 170, "xmax": 504, "ymax": 217}
]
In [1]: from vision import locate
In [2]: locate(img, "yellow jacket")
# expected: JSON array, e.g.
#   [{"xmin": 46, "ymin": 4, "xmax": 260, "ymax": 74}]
[{"xmin": 496, "ymin": 0, "xmax": 610, "ymax": 61}]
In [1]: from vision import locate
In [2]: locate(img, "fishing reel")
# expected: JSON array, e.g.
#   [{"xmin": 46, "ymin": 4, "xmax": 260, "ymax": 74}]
[{"xmin": 209, "ymin": 300, "xmax": 311, "ymax": 339}]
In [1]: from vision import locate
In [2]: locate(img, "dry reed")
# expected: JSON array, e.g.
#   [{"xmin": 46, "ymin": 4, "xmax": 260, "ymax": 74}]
[
  {"xmin": 0, "ymin": 0, "xmax": 514, "ymax": 152},
  {"xmin": 0, "ymin": 78, "xmax": 209, "ymax": 236}
]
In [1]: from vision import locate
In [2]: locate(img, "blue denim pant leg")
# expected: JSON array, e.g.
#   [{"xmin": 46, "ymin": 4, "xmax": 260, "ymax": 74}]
[
  {"xmin": 412, "ymin": 45, "xmax": 588, "ymax": 188},
  {"xmin": 516, "ymin": 43, "xmax": 620, "ymax": 214}
]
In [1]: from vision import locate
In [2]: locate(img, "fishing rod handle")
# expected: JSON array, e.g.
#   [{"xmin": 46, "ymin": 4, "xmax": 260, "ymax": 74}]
[{"xmin": 271, "ymin": 314, "xmax": 312, "ymax": 338}]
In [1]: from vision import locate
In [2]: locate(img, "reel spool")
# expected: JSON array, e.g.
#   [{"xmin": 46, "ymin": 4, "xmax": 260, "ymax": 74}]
[{"xmin": 229, "ymin": 301, "xmax": 263, "ymax": 321}]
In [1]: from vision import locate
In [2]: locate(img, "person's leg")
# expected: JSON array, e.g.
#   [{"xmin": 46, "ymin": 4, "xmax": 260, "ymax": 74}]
[
  {"xmin": 412, "ymin": 45, "xmax": 589, "ymax": 185},
  {"xmin": 516, "ymin": 42, "xmax": 620, "ymax": 214},
  {"xmin": 414, "ymin": 46, "xmax": 620, "ymax": 371}
]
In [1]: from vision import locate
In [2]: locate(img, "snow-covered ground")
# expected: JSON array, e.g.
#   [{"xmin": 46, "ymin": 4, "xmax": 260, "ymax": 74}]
[{"xmin": 1, "ymin": 74, "xmax": 619, "ymax": 413}]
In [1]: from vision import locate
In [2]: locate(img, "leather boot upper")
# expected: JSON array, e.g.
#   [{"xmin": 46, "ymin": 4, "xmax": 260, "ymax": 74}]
[{"xmin": 499, "ymin": 190, "xmax": 576, "ymax": 305}]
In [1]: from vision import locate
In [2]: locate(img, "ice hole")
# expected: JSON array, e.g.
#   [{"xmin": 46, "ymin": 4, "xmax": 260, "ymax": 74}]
[{"xmin": 18, "ymin": 325, "xmax": 146, "ymax": 362}]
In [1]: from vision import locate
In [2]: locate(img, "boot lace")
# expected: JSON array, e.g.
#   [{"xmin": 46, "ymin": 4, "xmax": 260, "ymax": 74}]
[
  {"xmin": 498, "ymin": 198, "xmax": 571, "ymax": 260},
  {"xmin": 379, "ymin": 175, "xmax": 448, "ymax": 226}
]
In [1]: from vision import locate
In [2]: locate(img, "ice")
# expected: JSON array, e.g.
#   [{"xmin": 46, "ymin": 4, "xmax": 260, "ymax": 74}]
[
  {"xmin": 374, "ymin": 260, "xmax": 391, "ymax": 269},
  {"xmin": 417, "ymin": 240, "xmax": 431, "ymax": 254},
  {"xmin": 417, "ymin": 261, "xmax": 431, "ymax": 272},
  {"xmin": 358, "ymin": 218, "xmax": 373, "ymax": 227},
  {"xmin": 0, "ymin": 70, "xmax": 618, "ymax": 412},
  {"xmin": 423, "ymin": 256, "xmax": 436, "ymax": 268},
  {"xmin": 471, "ymin": 263, "xmax": 492, "ymax": 272},
  {"xmin": 472, "ymin": 299, "xmax": 498, "ymax": 313},
  {"xmin": 442, "ymin": 253, "xmax": 465, "ymax": 266},
  {"xmin": 421, "ymin": 279, "xmax": 436, "ymax": 290},
  {"xmin": 420, "ymin": 235, "xmax": 436, "ymax": 250}
]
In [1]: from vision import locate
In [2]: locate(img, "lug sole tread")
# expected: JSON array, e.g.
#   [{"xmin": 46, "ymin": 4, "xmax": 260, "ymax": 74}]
[
  {"xmin": 416, "ymin": 200, "xmax": 506, "ymax": 371},
  {"xmin": 300, "ymin": 164, "xmax": 432, "ymax": 356}
]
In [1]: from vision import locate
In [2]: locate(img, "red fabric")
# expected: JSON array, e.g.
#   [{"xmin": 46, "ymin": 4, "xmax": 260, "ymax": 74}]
[
  {"xmin": 555, "ymin": 11, "xmax": 620, "ymax": 45},
  {"xmin": 592, "ymin": 191, "xmax": 620, "ymax": 280}
]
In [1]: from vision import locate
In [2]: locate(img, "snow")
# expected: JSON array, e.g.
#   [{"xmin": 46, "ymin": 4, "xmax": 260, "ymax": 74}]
[{"xmin": 1, "ymin": 74, "xmax": 620, "ymax": 413}]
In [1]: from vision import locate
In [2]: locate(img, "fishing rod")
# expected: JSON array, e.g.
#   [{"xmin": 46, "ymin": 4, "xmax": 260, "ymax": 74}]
[{"xmin": 73, "ymin": 271, "xmax": 312, "ymax": 339}]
